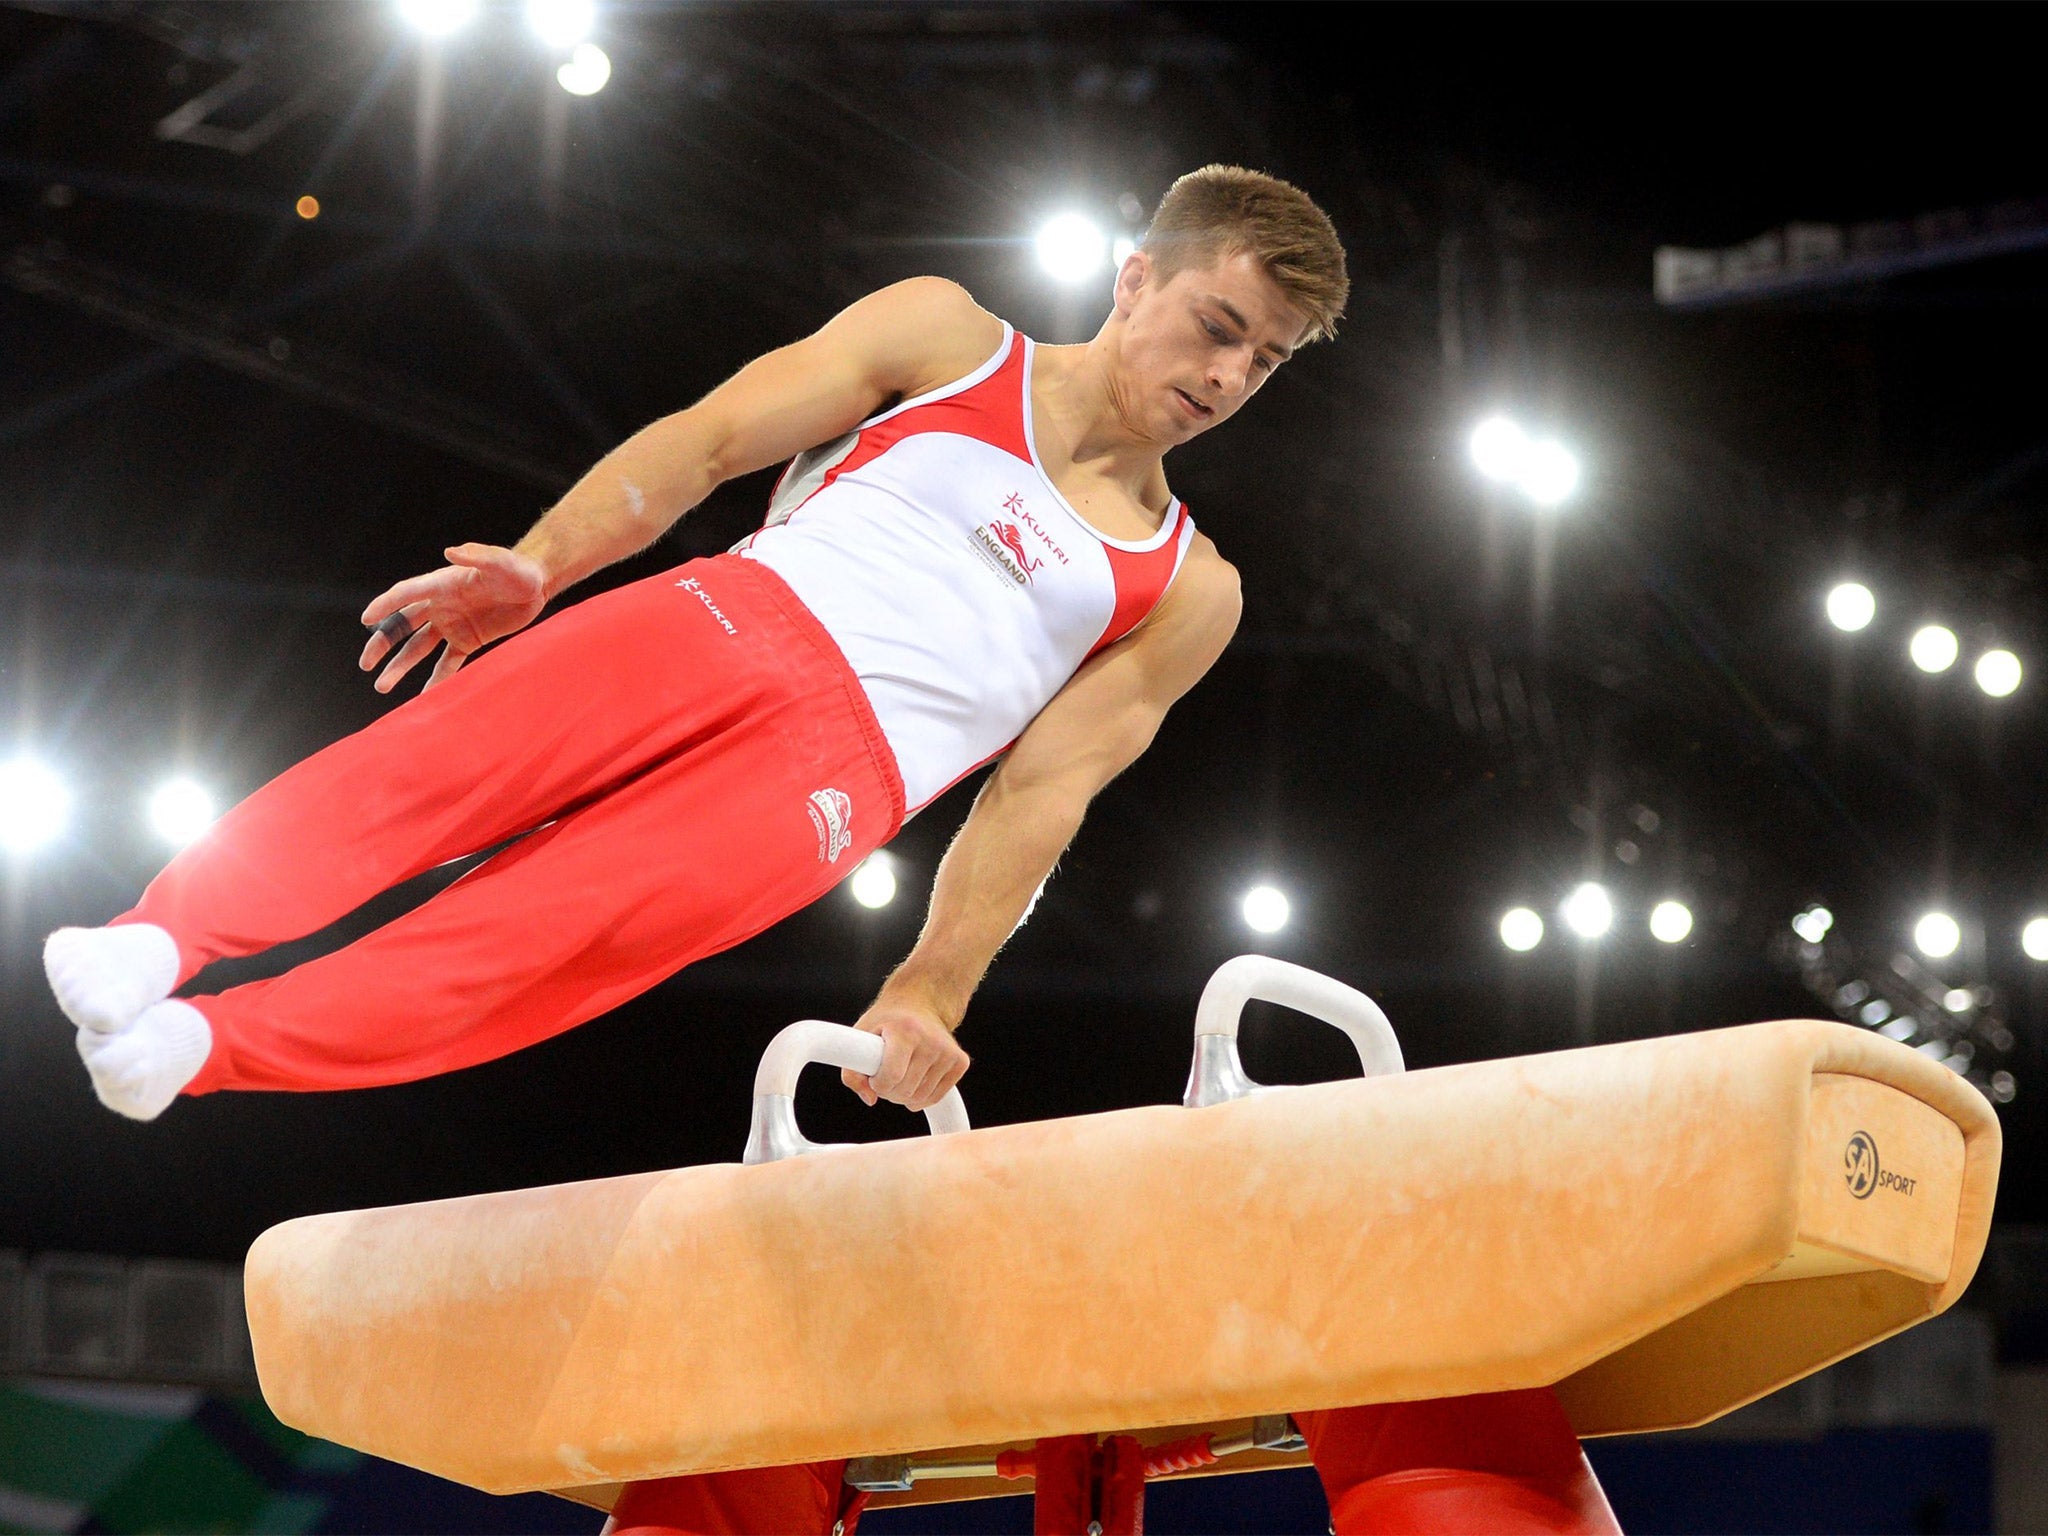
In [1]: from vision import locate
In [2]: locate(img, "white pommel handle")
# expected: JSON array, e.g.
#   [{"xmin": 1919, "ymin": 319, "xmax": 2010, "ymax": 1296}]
[
  {"xmin": 1185, "ymin": 955, "xmax": 1404, "ymax": 1108},
  {"xmin": 744, "ymin": 1020, "xmax": 971, "ymax": 1165}
]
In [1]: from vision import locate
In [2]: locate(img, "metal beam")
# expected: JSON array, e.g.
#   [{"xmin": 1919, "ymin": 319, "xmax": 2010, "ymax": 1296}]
[
  {"xmin": 4, "ymin": 243, "xmax": 577, "ymax": 490},
  {"xmin": 0, "ymin": 559, "xmax": 364, "ymax": 614},
  {"xmin": 1656, "ymin": 198, "xmax": 2048, "ymax": 309}
]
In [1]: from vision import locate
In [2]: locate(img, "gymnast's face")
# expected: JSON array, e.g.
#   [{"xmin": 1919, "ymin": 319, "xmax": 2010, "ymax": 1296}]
[{"xmin": 1110, "ymin": 247, "xmax": 1306, "ymax": 444}]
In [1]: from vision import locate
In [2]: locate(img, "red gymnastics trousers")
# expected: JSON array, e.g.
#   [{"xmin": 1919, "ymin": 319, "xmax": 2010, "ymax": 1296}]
[{"xmin": 118, "ymin": 555, "xmax": 906, "ymax": 1095}]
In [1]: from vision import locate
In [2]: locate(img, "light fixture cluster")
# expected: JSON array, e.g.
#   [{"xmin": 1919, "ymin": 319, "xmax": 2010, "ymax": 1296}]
[
  {"xmin": 1498, "ymin": 885, "xmax": 1692, "ymax": 951},
  {"xmin": 0, "ymin": 757, "xmax": 73, "ymax": 856},
  {"xmin": 1032, "ymin": 214, "xmax": 1145, "ymax": 286},
  {"xmin": 0, "ymin": 758, "xmax": 218, "ymax": 857},
  {"xmin": 394, "ymin": 0, "xmax": 611, "ymax": 96},
  {"xmin": 1824, "ymin": 581, "xmax": 2022, "ymax": 698},
  {"xmin": 396, "ymin": 0, "xmax": 479, "ymax": 36},
  {"xmin": 1782, "ymin": 905, "xmax": 2017, "ymax": 1103},
  {"xmin": 1034, "ymin": 214, "xmax": 1107, "ymax": 284},
  {"xmin": 844, "ymin": 863, "xmax": 1300, "ymax": 939},
  {"xmin": 1794, "ymin": 898, "xmax": 2048, "ymax": 967},
  {"xmin": 1468, "ymin": 416, "xmax": 1581, "ymax": 508}
]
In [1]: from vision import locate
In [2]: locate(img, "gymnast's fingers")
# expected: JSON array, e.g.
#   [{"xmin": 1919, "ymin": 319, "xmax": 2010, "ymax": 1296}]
[
  {"xmin": 424, "ymin": 644, "xmax": 472, "ymax": 691},
  {"xmin": 904, "ymin": 1062, "xmax": 949, "ymax": 1113},
  {"xmin": 840, "ymin": 1065, "xmax": 878, "ymax": 1107},
  {"xmin": 912, "ymin": 1042, "xmax": 971, "ymax": 1112},
  {"xmin": 359, "ymin": 604, "xmax": 423, "ymax": 670},
  {"xmin": 900, "ymin": 1032, "xmax": 960, "ymax": 1111},
  {"xmin": 904, "ymin": 1046, "xmax": 954, "ymax": 1111},
  {"xmin": 870, "ymin": 1028, "xmax": 915, "ymax": 1101},
  {"xmin": 361, "ymin": 565, "xmax": 468, "ymax": 628},
  {"xmin": 374, "ymin": 621, "xmax": 442, "ymax": 693}
]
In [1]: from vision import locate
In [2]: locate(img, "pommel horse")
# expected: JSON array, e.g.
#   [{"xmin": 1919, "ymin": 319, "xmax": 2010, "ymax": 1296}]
[{"xmin": 243, "ymin": 957, "xmax": 2000, "ymax": 1534}]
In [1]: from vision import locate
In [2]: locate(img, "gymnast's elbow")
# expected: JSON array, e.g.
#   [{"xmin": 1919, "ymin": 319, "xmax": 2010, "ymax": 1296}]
[
  {"xmin": 645, "ymin": 406, "xmax": 737, "ymax": 497},
  {"xmin": 995, "ymin": 712, "xmax": 1160, "ymax": 815}
]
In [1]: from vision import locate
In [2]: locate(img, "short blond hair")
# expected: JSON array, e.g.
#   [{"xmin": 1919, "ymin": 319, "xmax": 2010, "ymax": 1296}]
[{"xmin": 1142, "ymin": 166, "xmax": 1349, "ymax": 343}]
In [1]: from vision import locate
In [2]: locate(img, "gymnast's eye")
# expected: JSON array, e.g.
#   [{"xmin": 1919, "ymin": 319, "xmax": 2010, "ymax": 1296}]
[{"xmin": 1201, "ymin": 319, "xmax": 1229, "ymax": 343}]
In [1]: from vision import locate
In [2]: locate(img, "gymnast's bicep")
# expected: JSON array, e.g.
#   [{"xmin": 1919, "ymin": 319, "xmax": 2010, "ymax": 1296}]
[
  {"xmin": 1002, "ymin": 547, "xmax": 1243, "ymax": 799},
  {"xmin": 684, "ymin": 277, "xmax": 1005, "ymax": 484}
]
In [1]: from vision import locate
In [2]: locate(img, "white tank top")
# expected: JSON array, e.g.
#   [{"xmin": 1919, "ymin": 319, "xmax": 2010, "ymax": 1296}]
[{"xmin": 739, "ymin": 324, "xmax": 1197, "ymax": 813}]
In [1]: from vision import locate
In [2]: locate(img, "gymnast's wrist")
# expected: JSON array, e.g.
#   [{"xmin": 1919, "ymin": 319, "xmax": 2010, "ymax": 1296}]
[
  {"xmin": 873, "ymin": 967, "xmax": 967, "ymax": 1033},
  {"xmin": 510, "ymin": 535, "xmax": 575, "ymax": 603}
]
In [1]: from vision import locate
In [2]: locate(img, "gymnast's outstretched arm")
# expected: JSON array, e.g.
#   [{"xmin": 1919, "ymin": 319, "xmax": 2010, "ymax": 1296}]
[
  {"xmin": 357, "ymin": 276, "xmax": 1005, "ymax": 692},
  {"xmin": 844, "ymin": 540, "xmax": 1242, "ymax": 1112}
]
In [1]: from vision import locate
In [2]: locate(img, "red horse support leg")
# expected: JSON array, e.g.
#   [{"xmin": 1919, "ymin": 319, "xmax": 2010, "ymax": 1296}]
[
  {"xmin": 1299, "ymin": 1388, "xmax": 1622, "ymax": 1535},
  {"xmin": 604, "ymin": 1462, "xmax": 868, "ymax": 1536}
]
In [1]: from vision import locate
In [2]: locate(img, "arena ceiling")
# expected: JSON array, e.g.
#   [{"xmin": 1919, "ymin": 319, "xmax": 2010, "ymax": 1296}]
[{"xmin": 1, "ymin": 1, "xmax": 2043, "ymax": 1257}]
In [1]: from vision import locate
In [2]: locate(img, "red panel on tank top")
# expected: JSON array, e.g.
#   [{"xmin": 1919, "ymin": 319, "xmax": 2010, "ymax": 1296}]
[
  {"xmin": 791, "ymin": 335, "xmax": 1030, "ymax": 517},
  {"xmin": 1089, "ymin": 508, "xmax": 1188, "ymax": 658}
]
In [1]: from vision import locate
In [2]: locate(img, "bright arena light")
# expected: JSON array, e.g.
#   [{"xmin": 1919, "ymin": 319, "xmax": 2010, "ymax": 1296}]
[
  {"xmin": 1517, "ymin": 439, "xmax": 1582, "ymax": 507},
  {"xmin": 1242, "ymin": 884, "xmax": 1291, "ymax": 935},
  {"xmin": 1913, "ymin": 910, "xmax": 1961, "ymax": 960},
  {"xmin": 1648, "ymin": 900, "xmax": 1694, "ymax": 944},
  {"xmin": 0, "ymin": 756, "xmax": 73, "ymax": 855},
  {"xmin": 526, "ymin": 0, "xmax": 593, "ymax": 47},
  {"xmin": 1468, "ymin": 416, "xmax": 1580, "ymax": 506},
  {"xmin": 848, "ymin": 853, "xmax": 896, "ymax": 910},
  {"xmin": 2024, "ymin": 917, "xmax": 2048, "ymax": 961},
  {"xmin": 1499, "ymin": 906, "xmax": 1544, "ymax": 952},
  {"xmin": 148, "ymin": 778, "xmax": 216, "ymax": 847},
  {"xmin": 1942, "ymin": 987, "xmax": 1976, "ymax": 1014},
  {"xmin": 1825, "ymin": 582, "xmax": 1875, "ymax": 633},
  {"xmin": 1561, "ymin": 882, "xmax": 1613, "ymax": 939},
  {"xmin": 1791, "ymin": 905, "xmax": 1834, "ymax": 944},
  {"xmin": 1909, "ymin": 624, "xmax": 1959, "ymax": 673},
  {"xmin": 397, "ymin": 0, "xmax": 479, "ymax": 36},
  {"xmin": 1975, "ymin": 649, "xmax": 2022, "ymax": 698},
  {"xmin": 556, "ymin": 41, "xmax": 611, "ymax": 95},
  {"xmin": 1111, "ymin": 235, "xmax": 1137, "ymax": 267},
  {"xmin": 1469, "ymin": 416, "xmax": 1528, "ymax": 483},
  {"xmin": 1035, "ymin": 213, "xmax": 1108, "ymax": 284}
]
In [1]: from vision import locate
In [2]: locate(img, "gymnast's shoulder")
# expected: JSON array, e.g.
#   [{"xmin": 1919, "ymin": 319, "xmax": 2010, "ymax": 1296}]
[
  {"xmin": 1154, "ymin": 531, "xmax": 1242, "ymax": 642},
  {"xmin": 828, "ymin": 276, "xmax": 1007, "ymax": 392}
]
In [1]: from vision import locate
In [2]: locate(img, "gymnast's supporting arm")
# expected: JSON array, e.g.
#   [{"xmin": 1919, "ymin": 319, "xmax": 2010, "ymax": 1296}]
[
  {"xmin": 357, "ymin": 277, "xmax": 1005, "ymax": 692},
  {"xmin": 845, "ymin": 548, "xmax": 1242, "ymax": 1113}
]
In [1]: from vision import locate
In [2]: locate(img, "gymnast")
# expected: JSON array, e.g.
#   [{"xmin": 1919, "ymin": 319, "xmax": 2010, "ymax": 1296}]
[{"xmin": 43, "ymin": 165, "xmax": 1347, "ymax": 1123}]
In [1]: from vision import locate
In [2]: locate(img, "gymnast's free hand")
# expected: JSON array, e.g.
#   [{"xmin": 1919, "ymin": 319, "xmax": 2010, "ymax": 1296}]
[
  {"xmin": 842, "ymin": 1001, "xmax": 970, "ymax": 1113},
  {"xmin": 359, "ymin": 542, "xmax": 550, "ymax": 693}
]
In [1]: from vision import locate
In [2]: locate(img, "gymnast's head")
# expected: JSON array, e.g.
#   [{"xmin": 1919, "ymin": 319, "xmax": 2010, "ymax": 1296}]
[{"xmin": 1103, "ymin": 165, "xmax": 1348, "ymax": 443}]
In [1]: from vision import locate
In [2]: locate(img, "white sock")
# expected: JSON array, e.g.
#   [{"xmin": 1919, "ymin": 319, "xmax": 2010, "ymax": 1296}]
[
  {"xmin": 44, "ymin": 924, "xmax": 181, "ymax": 1035},
  {"xmin": 75, "ymin": 1000, "xmax": 212, "ymax": 1122}
]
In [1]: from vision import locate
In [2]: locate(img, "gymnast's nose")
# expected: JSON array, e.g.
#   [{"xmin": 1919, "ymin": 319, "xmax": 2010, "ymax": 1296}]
[{"xmin": 1207, "ymin": 349, "xmax": 1251, "ymax": 401}]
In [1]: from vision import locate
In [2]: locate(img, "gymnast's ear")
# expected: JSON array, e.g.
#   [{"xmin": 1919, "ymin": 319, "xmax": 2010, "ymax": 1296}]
[{"xmin": 1112, "ymin": 247, "xmax": 1153, "ymax": 316}]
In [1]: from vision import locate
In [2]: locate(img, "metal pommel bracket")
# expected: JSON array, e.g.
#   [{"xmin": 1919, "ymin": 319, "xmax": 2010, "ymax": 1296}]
[
  {"xmin": 1183, "ymin": 955, "xmax": 1404, "ymax": 1108},
  {"xmin": 840, "ymin": 1416, "xmax": 1309, "ymax": 1492},
  {"xmin": 844, "ymin": 1455, "xmax": 915, "ymax": 1492},
  {"xmin": 742, "ymin": 1019, "xmax": 971, "ymax": 1165},
  {"xmin": 1250, "ymin": 1414, "xmax": 1307, "ymax": 1453}
]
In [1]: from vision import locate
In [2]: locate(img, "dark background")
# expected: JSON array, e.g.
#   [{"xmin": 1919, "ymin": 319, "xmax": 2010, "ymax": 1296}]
[{"xmin": 2, "ymin": 0, "xmax": 2043, "ymax": 1269}]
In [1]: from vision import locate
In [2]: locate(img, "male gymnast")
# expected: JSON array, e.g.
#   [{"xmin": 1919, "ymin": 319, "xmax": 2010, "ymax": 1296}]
[{"xmin": 43, "ymin": 165, "xmax": 1348, "ymax": 1122}]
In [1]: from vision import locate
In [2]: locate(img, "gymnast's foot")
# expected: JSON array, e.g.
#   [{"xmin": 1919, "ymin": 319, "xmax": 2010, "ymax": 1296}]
[
  {"xmin": 43, "ymin": 923, "xmax": 180, "ymax": 1036},
  {"xmin": 74, "ymin": 1001, "xmax": 211, "ymax": 1121}
]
